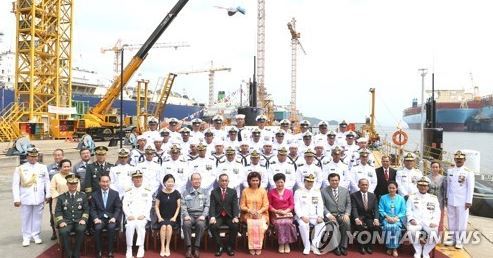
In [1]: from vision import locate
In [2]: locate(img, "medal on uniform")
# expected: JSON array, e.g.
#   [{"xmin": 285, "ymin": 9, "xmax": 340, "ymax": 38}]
[
  {"xmin": 233, "ymin": 168, "xmax": 239, "ymax": 174},
  {"xmin": 78, "ymin": 205, "xmax": 82, "ymax": 209}
]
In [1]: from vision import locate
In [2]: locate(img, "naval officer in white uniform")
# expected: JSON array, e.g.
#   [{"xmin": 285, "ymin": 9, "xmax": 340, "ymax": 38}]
[
  {"xmin": 123, "ymin": 170, "xmax": 153, "ymax": 258},
  {"xmin": 446, "ymin": 150, "xmax": 474, "ymax": 249},
  {"xmin": 406, "ymin": 177, "xmax": 441, "ymax": 258},
  {"xmin": 12, "ymin": 147, "xmax": 51, "ymax": 246},
  {"xmin": 294, "ymin": 173, "xmax": 325, "ymax": 255}
]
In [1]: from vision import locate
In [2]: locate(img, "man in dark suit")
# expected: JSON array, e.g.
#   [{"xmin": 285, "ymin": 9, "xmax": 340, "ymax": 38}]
[
  {"xmin": 209, "ymin": 173, "xmax": 240, "ymax": 256},
  {"xmin": 374, "ymin": 155, "xmax": 396, "ymax": 199},
  {"xmin": 90, "ymin": 175, "xmax": 122, "ymax": 258},
  {"xmin": 84, "ymin": 146, "xmax": 114, "ymax": 195},
  {"xmin": 351, "ymin": 178, "xmax": 380, "ymax": 254},
  {"xmin": 321, "ymin": 173, "xmax": 351, "ymax": 256}
]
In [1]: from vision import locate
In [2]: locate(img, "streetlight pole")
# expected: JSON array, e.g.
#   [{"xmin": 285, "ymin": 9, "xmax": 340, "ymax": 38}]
[
  {"xmin": 418, "ymin": 68, "xmax": 428, "ymax": 168},
  {"xmin": 120, "ymin": 48, "xmax": 124, "ymax": 148}
]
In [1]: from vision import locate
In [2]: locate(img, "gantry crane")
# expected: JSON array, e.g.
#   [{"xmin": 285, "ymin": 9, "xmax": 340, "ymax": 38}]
[
  {"xmin": 287, "ymin": 17, "xmax": 306, "ymax": 125},
  {"xmin": 101, "ymin": 40, "xmax": 190, "ymax": 78},
  {"xmin": 176, "ymin": 61, "xmax": 231, "ymax": 107}
]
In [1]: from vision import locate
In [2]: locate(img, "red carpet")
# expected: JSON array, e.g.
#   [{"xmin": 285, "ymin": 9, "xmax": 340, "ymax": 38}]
[{"xmin": 37, "ymin": 238, "xmax": 448, "ymax": 258}]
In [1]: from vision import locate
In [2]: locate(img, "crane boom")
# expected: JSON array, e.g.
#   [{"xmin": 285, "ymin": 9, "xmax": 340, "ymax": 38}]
[
  {"xmin": 89, "ymin": 0, "xmax": 189, "ymax": 119},
  {"xmin": 153, "ymin": 73, "xmax": 177, "ymax": 119},
  {"xmin": 287, "ymin": 17, "xmax": 306, "ymax": 124}
]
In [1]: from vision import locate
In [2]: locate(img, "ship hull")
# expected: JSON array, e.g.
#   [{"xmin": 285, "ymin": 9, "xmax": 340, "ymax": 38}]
[
  {"xmin": 1, "ymin": 89, "xmax": 203, "ymax": 120},
  {"xmin": 403, "ymin": 107, "xmax": 479, "ymax": 132}
]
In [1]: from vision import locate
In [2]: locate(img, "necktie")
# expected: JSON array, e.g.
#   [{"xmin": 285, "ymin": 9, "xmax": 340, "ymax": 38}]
[
  {"xmin": 71, "ymin": 193, "xmax": 74, "ymax": 199},
  {"xmin": 333, "ymin": 189, "xmax": 338, "ymax": 203},
  {"xmin": 221, "ymin": 189, "xmax": 227, "ymax": 216},
  {"xmin": 363, "ymin": 192, "xmax": 368, "ymax": 210},
  {"xmin": 384, "ymin": 168, "xmax": 389, "ymax": 181},
  {"xmin": 238, "ymin": 129, "xmax": 243, "ymax": 141},
  {"xmin": 103, "ymin": 191, "xmax": 108, "ymax": 209}
]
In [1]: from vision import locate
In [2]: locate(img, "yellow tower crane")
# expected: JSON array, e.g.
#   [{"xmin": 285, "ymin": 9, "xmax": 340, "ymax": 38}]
[
  {"xmin": 176, "ymin": 61, "xmax": 231, "ymax": 107},
  {"xmin": 287, "ymin": 17, "xmax": 306, "ymax": 126},
  {"xmin": 0, "ymin": 0, "xmax": 74, "ymax": 142}
]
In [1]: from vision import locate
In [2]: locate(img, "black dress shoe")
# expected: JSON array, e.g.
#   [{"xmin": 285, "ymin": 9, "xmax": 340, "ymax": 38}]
[
  {"xmin": 359, "ymin": 246, "xmax": 366, "ymax": 254},
  {"xmin": 96, "ymin": 252, "xmax": 102, "ymax": 258},
  {"xmin": 366, "ymin": 246, "xmax": 373, "ymax": 254},
  {"xmin": 215, "ymin": 246, "xmax": 224, "ymax": 256},
  {"xmin": 108, "ymin": 251, "xmax": 114, "ymax": 258},
  {"xmin": 334, "ymin": 247, "xmax": 341, "ymax": 256},
  {"xmin": 226, "ymin": 246, "xmax": 235, "ymax": 256},
  {"xmin": 341, "ymin": 247, "xmax": 348, "ymax": 256}
]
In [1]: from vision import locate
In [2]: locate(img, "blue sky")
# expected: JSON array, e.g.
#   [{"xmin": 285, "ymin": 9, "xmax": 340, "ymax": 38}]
[{"xmin": 1, "ymin": 0, "xmax": 493, "ymax": 126}]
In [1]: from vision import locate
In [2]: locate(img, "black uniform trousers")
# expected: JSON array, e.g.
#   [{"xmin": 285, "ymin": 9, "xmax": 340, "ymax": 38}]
[
  {"xmin": 209, "ymin": 215, "xmax": 239, "ymax": 248},
  {"xmin": 59, "ymin": 223, "xmax": 86, "ymax": 258},
  {"xmin": 94, "ymin": 218, "xmax": 117, "ymax": 253},
  {"xmin": 353, "ymin": 218, "xmax": 379, "ymax": 248}
]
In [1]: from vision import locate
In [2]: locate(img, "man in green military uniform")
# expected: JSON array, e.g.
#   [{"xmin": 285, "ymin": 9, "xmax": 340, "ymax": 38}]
[
  {"xmin": 55, "ymin": 174, "xmax": 89, "ymax": 258},
  {"xmin": 84, "ymin": 146, "xmax": 114, "ymax": 195}
]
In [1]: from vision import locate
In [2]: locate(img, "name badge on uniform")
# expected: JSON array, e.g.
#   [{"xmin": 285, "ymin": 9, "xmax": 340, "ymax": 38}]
[
  {"xmin": 77, "ymin": 198, "xmax": 82, "ymax": 202},
  {"xmin": 93, "ymin": 174, "xmax": 97, "ymax": 178},
  {"xmin": 312, "ymin": 196, "xmax": 319, "ymax": 205},
  {"xmin": 368, "ymin": 172, "xmax": 373, "ymax": 177},
  {"xmin": 285, "ymin": 169, "xmax": 290, "ymax": 174},
  {"xmin": 427, "ymin": 202, "xmax": 435, "ymax": 210},
  {"xmin": 178, "ymin": 168, "xmax": 183, "ymax": 174},
  {"xmin": 142, "ymin": 193, "xmax": 148, "ymax": 197},
  {"xmin": 64, "ymin": 206, "xmax": 67, "ymax": 210},
  {"xmin": 206, "ymin": 165, "xmax": 212, "ymax": 170}
]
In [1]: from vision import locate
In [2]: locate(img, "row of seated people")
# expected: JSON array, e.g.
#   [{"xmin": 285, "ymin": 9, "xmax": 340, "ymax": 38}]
[{"xmin": 56, "ymin": 169, "xmax": 441, "ymax": 258}]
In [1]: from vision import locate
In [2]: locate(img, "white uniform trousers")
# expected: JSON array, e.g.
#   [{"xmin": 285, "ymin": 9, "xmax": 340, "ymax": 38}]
[
  {"xmin": 125, "ymin": 219, "xmax": 147, "ymax": 247},
  {"xmin": 297, "ymin": 218, "xmax": 325, "ymax": 252},
  {"xmin": 447, "ymin": 205, "xmax": 469, "ymax": 245},
  {"xmin": 21, "ymin": 204, "xmax": 44, "ymax": 241},
  {"xmin": 407, "ymin": 223, "xmax": 438, "ymax": 258}
]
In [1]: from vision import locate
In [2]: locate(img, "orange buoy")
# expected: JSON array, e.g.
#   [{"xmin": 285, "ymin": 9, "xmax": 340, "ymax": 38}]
[{"xmin": 392, "ymin": 130, "xmax": 408, "ymax": 146}]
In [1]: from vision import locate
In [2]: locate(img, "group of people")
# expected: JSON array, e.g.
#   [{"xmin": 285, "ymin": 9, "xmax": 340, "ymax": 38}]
[{"xmin": 12, "ymin": 115, "xmax": 475, "ymax": 258}]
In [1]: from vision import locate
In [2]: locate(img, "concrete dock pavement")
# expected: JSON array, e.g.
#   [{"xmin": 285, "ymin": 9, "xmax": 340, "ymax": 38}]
[
  {"xmin": 0, "ymin": 139, "xmax": 125, "ymax": 257},
  {"xmin": 465, "ymin": 215, "xmax": 493, "ymax": 257}
]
